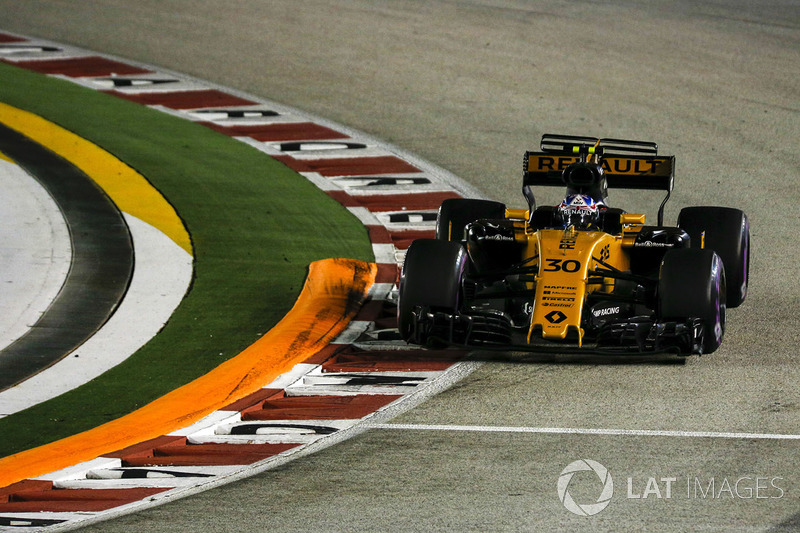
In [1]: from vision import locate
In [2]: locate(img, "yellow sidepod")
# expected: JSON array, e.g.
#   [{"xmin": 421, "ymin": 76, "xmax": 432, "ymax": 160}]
[{"xmin": 527, "ymin": 228, "xmax": 628, "ymax": 345}]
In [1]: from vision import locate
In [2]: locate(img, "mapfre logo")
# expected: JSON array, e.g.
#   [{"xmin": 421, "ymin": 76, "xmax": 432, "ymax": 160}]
[{"xmin": 557, "ymin": 459, "xmax": 614, "ymax": 516}]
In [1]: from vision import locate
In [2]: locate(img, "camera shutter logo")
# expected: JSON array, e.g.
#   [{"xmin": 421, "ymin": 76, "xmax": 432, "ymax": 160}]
[{"xmin": 557, "ymin": 459, "xmax": 614, "ymax": 516}]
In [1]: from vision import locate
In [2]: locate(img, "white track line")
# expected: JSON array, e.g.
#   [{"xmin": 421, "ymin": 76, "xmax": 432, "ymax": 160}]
[{"xmin": 369, "ymin": 423, "xmax": 800, "ymax": 441}]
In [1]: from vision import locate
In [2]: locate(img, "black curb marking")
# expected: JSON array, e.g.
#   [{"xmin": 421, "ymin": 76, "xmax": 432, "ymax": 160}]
[
  {"xmin": 228, "ymin": 423, "xmax": 340, "ymax": 436},
  {"xmin": 96, "ymin": 78, "xmax": 179, "ymax": 88},
  {"xmin": 278, "ymin": 141, "xmax": 368, "ymax": 152},
  {"xmin": 190, "ymin": 109, "xmax": 280, "ymax": 118},
  {"xmin": 0, "ymin": 123, "xmax": 133, "ymax": 391}
]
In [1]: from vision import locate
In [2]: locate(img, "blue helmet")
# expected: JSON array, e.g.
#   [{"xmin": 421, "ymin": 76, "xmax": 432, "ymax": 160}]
[{"xmin": 558, "ymin": 194, "xmax": 599, "ymax": 229}]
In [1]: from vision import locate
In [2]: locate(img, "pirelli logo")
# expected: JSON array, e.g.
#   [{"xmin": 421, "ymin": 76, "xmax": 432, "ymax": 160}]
[{"xmin": 527, "ymin": 154, "xmax": 672, "ymax": 176}]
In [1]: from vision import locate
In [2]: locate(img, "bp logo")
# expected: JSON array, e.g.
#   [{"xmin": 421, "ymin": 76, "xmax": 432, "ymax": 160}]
[{"xmin": 557, "ymin": 459, "xmax": 613, "ymax": 516}]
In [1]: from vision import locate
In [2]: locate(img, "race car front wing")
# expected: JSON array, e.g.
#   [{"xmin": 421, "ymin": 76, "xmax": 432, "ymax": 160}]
[{"xmin": 407, "ymin": 307, "xmax": 705, "ymax": 355}]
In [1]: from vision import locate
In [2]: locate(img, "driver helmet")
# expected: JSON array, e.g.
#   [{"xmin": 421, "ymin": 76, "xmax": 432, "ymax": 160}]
[{"xmin": 558, "ymin": 193, "xmax": 599, "ymax": 229}]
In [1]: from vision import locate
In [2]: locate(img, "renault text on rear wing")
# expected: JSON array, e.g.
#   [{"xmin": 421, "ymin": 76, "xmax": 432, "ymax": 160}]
[{"xmin": 523, "ymin": 152, "xmax": 675, "ymax": 191}]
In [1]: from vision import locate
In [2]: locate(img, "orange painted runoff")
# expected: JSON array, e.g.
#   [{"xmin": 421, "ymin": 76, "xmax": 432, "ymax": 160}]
[{"xmin": 0, "ymin": 258, "xmax": 376, "ymax": 488}]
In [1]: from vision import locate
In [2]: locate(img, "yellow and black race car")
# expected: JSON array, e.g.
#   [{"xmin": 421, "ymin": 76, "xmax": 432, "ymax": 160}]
[{"xmin": 398, "ymin": 134, "xmax": 750, "ymax": 355}]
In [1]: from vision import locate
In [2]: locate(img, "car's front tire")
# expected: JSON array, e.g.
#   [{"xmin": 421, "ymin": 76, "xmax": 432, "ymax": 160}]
[
  {"xmin": 397, "ymin": 239, "xmax": 468, "ymax": 343},
  {"xmin": 658, "ymin": 248, "xmax": 726, "ymax": 354}
]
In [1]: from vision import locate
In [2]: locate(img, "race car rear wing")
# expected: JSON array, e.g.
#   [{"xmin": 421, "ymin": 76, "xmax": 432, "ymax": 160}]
[
  {"xmin": 524, "ymin": 151, "xmax": 675, "ymax": 191},
  {"xmin": 540, "ymin": 134, "xmax": 659, "ymax": 156},
  {"xmin": 525, "ymin": 134, "xmax": 674, "ymax": 191},
  {"xmin": 523, "ymin": 134, "xmax": 675, "ymax": 224}
]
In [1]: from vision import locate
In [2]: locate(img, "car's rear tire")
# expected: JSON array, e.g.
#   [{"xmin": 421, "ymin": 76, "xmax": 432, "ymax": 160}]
[
  {"xmin": 435, "ymin": 198, "xmax": 506, "ymax": 242},
  {"xmin": 397, "ymin": 239, "xmax": 468, "ymax": 343},
  {"xmin": 678, "ymin": 206, "xmax": 749, "ymax": 308},
  {"xmin": 658, "ymin": 248, "xmax": 726, "ymax": 354}
]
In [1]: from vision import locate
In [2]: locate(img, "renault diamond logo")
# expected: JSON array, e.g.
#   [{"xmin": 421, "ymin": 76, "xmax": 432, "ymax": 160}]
[{"xmin": 545, "ymin": 310, "xmax": 567, "ymax": 324}]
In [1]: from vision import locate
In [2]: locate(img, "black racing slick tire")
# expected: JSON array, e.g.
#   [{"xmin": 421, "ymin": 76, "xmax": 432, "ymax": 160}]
[
  {"xmin": 678, "ymin": 206, "xmax": 750, "ymax": 308},
  {"xmin": 658, "ymin": 248, "xmax": 726, "ymax": 354},
  {"xmin": 435, "ymin": 198, "xmax": 506, "ymax": 242},
  {"xmin": 397, "ymin": 239, "xmax": 468, "ymax": 343}
]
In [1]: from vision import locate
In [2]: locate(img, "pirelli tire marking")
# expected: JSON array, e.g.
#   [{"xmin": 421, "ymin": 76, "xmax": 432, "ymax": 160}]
[{"xmin": 0, "ymin": 31, "xmax": 478, "ymax": 530}]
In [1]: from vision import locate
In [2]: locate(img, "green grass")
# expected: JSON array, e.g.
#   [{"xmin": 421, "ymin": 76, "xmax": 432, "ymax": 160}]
[{"xmin": 0, "ymin": 61, "xmax": 374, "ymax": 457}]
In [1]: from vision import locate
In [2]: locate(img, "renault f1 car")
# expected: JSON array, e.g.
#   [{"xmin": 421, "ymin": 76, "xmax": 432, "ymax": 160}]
[{"xmin": 398, "ymin": 134, "xmax": 750, "ymax": 355}]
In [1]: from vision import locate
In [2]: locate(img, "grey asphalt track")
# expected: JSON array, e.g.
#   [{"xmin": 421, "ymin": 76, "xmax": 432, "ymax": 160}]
[{"xmin": 0, "ymin": 1, "xmax": 798, "ymax": 531}]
